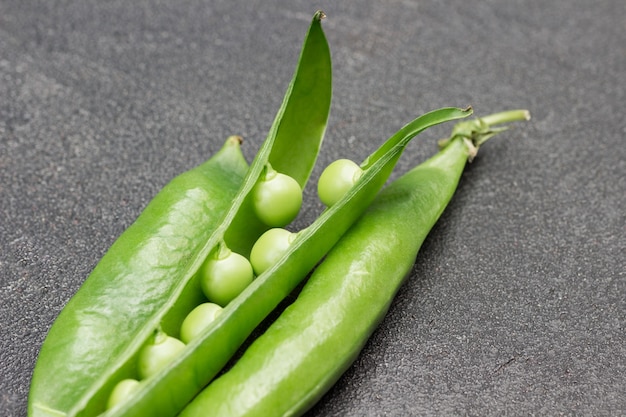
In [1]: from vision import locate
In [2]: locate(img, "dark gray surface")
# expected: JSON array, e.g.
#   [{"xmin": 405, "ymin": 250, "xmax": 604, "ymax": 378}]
[{"xmin": 1, "ymin": 0, "xmax": 624, "ymax": 416}]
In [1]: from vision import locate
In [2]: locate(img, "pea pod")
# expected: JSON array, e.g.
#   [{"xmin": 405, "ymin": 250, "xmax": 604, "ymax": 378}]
[
  {"xmin": 179, "ymin": 110, "xmax": 531, "ymax": 417},
  {"xmin": 29, "ymin": 11, "xmax": 331, "ymax": 417},
  {"xmin": 106, "ymin": 106, "xmax": 472, "ymax": 417}
]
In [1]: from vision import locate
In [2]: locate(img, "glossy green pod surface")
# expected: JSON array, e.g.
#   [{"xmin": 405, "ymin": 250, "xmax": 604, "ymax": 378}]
[
  {"xmin": 29, "ymin": 11, "xmax": 332, "ymax": 417},
  {"xmin": 28, "ymin": 136, "xmax": 249, "ymax": 417}
]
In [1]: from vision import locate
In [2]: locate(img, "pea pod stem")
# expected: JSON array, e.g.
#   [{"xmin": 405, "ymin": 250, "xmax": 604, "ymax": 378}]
[
  {"xmin": 480, "ymin": 109, "xmax": 531, "ymax": 126},
  {"xmin": 259, "ymin": 162, "xmax": 275, "ymax": 181},
  {"xmin": 179, "ymin": 110, "xmax": 530, "ymax": 417},
  {"xmin": 439, "ymin": 109, "xmax": 531, "ymax": 158},
  {"xmin": 213, "ymin": 241, "xmax": 232, "ymax": 261}
]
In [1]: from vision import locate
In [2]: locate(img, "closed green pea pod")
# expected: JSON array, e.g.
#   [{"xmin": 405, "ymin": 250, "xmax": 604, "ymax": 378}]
[{"xmin": 179, "ymin": 110, "xmax": 530, "ymax": 417}]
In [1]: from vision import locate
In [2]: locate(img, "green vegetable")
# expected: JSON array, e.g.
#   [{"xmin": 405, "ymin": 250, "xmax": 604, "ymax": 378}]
[
  {"xmin": 200, "ymin": 245, "xmax": 254, "ymax": 306},
  {"xmin": 137, "ymin": 331, "xmax": 185, "ymax": 380},
  {"xmin": 252, "ymin": 164, "xmax": 303, "ymax": 227},
  {"xmin": 179, "ymin": 110, "xmax": 530, "ymax": 417},
  {"xmin": 28, "ymin": 135, "xmax": 248, "ymax": 417},
  {"xmin": 106, "ymin": 380, "xmax": 141, "ymax": 410},
  {"xmin": 29, "ymin": 11, "xmax": 472, "ymax": 417},
  {"xmin": 179, "ymin": 303, "xmax": 223, "ymax": 344},
  {"xmin": 317, "ymin": 158, "xmax": 364, "ymax": 206},
  {"xmin": 106, "ymin": 106, "xmax": 471, "ymax": 417},
  {"xmin": 29, "ymin": 11, "xmax": 331, "ymax": 417},
  {"xmin": 249, "ymin": 228, "xmax": 298, "ymax": 275}
]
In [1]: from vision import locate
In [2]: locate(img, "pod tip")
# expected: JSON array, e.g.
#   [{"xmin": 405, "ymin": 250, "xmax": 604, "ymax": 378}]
[{"xmin": 226, "ymin": 135, "xmax": 243, "ymax": 145}]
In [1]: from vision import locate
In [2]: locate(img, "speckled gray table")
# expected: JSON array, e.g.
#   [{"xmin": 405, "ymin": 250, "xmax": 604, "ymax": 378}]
[{"xmin": 1, "ymin": 1, "xmax": 624, "ymax": 416}]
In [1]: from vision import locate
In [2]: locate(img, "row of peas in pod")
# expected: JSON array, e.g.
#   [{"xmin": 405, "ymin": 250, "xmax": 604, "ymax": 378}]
[{"xmin": 106, "ymin": 158, "xmax": 363, "ymax": 409}]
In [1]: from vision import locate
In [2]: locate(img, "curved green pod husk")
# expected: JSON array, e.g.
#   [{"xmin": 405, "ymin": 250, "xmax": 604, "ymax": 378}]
[
  {"xmin": 29, "ymin": 10, "xmax": 332, "ymax": 417},
  {"xmin": 105, "ymin": 106, "xmax": 472, "ymax": 417},
  {"xmin": 28, "ymin": 136, "xmax": 249, "ymax": 417},
  {"xmin": 179, "ymin": 111, "xmax": 530, "ymax": 417},
  {"xmin": 225, "ymin": 10, "xmax": 333, "ymax": 257}
]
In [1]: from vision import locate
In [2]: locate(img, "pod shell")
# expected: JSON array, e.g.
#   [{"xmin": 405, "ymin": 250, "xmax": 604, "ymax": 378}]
[{"xmin": 28, "ymin": 138, "xmax": 248, "ymax": 417}]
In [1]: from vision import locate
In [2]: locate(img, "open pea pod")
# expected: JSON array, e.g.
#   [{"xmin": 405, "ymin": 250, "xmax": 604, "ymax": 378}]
[
  {"xmin": 29, "ymin": 11, "xmax": 331, "ymax": 417},
  {"xmin": 104, "ymin": 106, "xmax": 472, "ymax": 417}
]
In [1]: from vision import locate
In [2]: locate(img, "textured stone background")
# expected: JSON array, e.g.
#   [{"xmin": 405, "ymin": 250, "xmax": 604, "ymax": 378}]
[{"xmin": 1, "ymin": 1, "xmax": 624, "ymax": 416}]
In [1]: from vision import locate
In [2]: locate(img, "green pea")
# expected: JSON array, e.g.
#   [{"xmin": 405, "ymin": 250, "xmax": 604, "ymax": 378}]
[
  {"xmin": 252, "ymin": 164, "xmax": 303, "ymax": 227},
  {"xmin": 137, "ymin": 331, "xmax": 186, "ymax": 379},
  {"xmin": 317, "ymin": 159, "xmax": 364, "ymax": 206},
  {"xmin": 180, "ymin": 303, "xmax": 223, "ymax": 344},
  {"xmin": 106, "ymin": 379, "xmax": 141, "ymax": 410},
  {"xmin": 200, "ymin": 245, "xmax": 254, "ymax": 307},
  {"xmin": 249, "ymin": 228, "xmax": 298, "ymax": 275}
]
